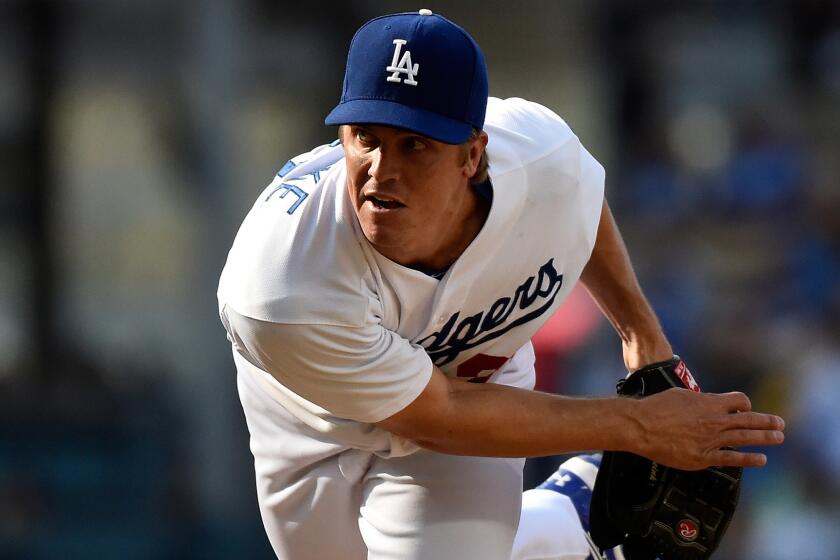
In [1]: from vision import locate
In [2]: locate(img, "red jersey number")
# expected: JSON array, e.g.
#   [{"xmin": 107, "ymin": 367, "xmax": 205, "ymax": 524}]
[{"xmin": 456, "ymin": 353, "xmax": 510, "ymax": 384}]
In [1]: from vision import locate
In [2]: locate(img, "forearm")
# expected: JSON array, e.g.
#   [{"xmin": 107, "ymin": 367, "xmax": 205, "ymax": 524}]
[
  {"xmin": 379, "ymin": 368, "xmax": 784, "ymax": 469},
  {"xmin": 581, "ymin": 199, "xmax": 672, "ymax": 369},
  {"xmin": 431, "ymin": 383, "xmax": 639, "ymax": 457},
  {"xmin": 379, "ymin": 370, "xmax": 640, "ymax": 457}
]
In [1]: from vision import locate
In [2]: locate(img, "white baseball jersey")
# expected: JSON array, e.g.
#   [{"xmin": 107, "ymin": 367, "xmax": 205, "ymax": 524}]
[{"xmin": 218, "ymin": 96, "xmax": 605, "ymax": 458}]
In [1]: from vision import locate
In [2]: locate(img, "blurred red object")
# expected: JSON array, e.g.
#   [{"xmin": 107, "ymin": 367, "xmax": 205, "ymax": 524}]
[{"xmin": 531, "ymin": 284, "xmax": 603, "ymax": 391}]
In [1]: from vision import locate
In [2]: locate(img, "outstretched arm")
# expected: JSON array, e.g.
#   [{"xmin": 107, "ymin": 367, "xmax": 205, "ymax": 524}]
[
  {"xmin": 375, "ymin": 362, "xmax": 783, "ymax": 469},
  {"xmin": 376, "ymin": 197, "xmax": 785, "ymax": 468}
]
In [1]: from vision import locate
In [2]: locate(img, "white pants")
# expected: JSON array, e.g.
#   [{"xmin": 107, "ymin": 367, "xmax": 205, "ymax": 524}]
[
  {"xmin": 238, "ymin": 368, "xmax": 528, "ymax": 560},
  {"xmin": 513, "ymin": 489, "xmax": 593, "ymax": 560}
]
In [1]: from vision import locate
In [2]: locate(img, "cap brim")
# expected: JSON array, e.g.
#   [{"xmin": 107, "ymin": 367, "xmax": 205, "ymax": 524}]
[{"xmin": 325, "ymin": 99, "xmax": 473, "ymax": 145}]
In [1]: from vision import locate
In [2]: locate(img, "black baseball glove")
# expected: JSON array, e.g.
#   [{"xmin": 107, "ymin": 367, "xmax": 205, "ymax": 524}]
[{"xmin": 589, "ymin": 356, "xmax": 742, "ymax": 560}]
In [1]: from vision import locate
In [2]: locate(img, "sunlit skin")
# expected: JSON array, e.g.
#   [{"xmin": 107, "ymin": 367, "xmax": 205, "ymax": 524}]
[{"xmin": 340, "ymin": 124, "xmax": 489, "ymax": 270}]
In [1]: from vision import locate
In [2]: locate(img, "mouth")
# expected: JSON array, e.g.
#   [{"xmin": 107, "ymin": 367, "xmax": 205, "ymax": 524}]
[{"xmin": 364, "ymin": 194, "xmax": 405, "ymax": 210}]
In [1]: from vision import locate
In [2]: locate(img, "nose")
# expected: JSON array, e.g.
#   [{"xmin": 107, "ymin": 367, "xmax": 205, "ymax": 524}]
[{"xmin": 368, "ymin": 146, "xmax": 400, "ymax": 183}]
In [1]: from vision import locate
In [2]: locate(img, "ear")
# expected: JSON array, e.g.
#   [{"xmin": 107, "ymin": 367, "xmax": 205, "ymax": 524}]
[{"xmin": 463, "ymin": 131, "xmax": 489, "ymax": 179}]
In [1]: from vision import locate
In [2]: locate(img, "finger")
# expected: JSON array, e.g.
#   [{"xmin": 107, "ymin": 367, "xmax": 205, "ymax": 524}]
[
  {"xmin": 705, "ymin": 448, "xmax": 767, "ymax": 468},
  {"xmin": 718, "ymin": 428, "xmax": 785, "ymax": 448},
  {"xmin": 720, "ymin": 391, "xmax": 751, "ymax": 412},
  {"xmin": 724, "ymin": 411, "xmax": 785, "ymax": 430}
]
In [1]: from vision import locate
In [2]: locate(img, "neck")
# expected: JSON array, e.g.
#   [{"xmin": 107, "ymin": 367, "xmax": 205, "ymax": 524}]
[{"xmin": 397, "ymin": 184, "xmax": 490, "ymax": 271}]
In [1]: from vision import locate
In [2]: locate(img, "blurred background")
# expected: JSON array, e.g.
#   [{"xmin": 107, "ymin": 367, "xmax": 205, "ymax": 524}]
[{"xmin": 1, "ymin": 0, "xmax": 838, "ymax": 558}]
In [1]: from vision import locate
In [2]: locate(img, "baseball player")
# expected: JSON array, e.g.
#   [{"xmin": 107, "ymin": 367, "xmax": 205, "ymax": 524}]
[{"xmin": 217, "ymin": 10, "xmax": 785, "ymax": 560}]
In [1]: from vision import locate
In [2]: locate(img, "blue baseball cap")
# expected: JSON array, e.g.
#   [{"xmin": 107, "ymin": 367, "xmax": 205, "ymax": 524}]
[{"xmin": 325, "ymin": 9, "xmax": 488, "ymax": 145}]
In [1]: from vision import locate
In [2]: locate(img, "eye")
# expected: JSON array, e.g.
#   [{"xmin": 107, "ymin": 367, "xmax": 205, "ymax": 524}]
[
  {"xmin": 353, "ymin": 128, "xmax": 375, "ymax": 146},
  {"xmin": 409, "ymin": 138, "xmax": 427, "ymax": 151}
]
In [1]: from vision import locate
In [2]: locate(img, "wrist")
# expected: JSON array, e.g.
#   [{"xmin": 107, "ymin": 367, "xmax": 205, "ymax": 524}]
[
  {"xmin": 605, "ymin": 396, "xmax": 649, "ymax": 454},
  {"xmin": 622, "ymin": 337, "xmax": 673, "ymax": 372}
]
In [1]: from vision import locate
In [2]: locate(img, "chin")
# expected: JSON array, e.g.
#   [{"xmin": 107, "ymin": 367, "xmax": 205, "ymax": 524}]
[
  {"xmin": 358, "ymin": 215, "xmax": 414, "ymax": 250},
  {"xmin": 360, "ymin": 223, "xmax": 402, "ymax": 248}
]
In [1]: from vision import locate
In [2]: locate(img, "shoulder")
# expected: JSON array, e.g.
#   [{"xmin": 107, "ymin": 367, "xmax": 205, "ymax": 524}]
[
  {"xmin": 485, "ymin": 97, "xmax": 574, "ymax": 139},
  {"xmin": 483, "ymin": 97, "xmax": 604, "ymax": 195},
  {"xmin": 218, "ymin": 141, "xmax": 372, "ymax": 327},
  {"xmin": 477, "ymin": 98, "xmax": 605, "ymax": 288},
  {"xmin": 483, "ymin": 97, "xmax": 581, "ymax": 173}
]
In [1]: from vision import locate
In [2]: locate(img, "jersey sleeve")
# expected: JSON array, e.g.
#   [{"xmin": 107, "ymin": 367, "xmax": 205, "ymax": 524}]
[
  {"xmin": 221, "ymin": 304, "xmax": 434, "ymax": 424},
  {"xmin": 525, "ymin": 97, "xmax": 605, "ymax": 259},
  {"xmin": 484, "ymin": 98, "xmax": 605, "ymax": 253},
  {"xmin": 492, "ymin": 341, "xmax": 537, "ymax": 390},
  {"xmin": 574, "ymin": 135, "xmax": 606, "ymax": 252}
]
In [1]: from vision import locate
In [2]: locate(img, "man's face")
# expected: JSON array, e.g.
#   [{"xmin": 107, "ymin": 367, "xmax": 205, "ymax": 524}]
[{"xmin": 341, "ymin": 124, "xmax": 485, "ymax": 268}]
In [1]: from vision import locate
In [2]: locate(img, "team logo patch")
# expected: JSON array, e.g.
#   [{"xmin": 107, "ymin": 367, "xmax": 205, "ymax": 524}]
[
  {"xmin": 418, "ymin": 259, "xmax": 564, "ymax": 366},
  {"xmin": 386, "ymin": 39, "xmax": 419, "ymax": 86},
  {"xmin": 676, "ymin": 519, "xmax": 699, "ymax": 542}
]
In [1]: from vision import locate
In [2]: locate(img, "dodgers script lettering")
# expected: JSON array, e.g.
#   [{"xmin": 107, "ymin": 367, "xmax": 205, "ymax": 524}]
[{"xmin": 418, "ymin": 258, "xmax": 564, "ymax": 365}]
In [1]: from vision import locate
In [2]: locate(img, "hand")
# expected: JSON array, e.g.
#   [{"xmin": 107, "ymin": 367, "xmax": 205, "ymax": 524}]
[{"xmin": 631, "ymin": 388, "xmax": 785, "ymax": 470}]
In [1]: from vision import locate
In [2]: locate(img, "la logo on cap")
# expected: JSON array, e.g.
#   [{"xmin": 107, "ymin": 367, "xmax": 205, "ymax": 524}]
[
  {"xmin": 325, "ymin": 9, "xmax": 488, "ymax": 144},
  {"xmin": 386, "ymin": 39, "xmax": 419, "ymax": 86}
]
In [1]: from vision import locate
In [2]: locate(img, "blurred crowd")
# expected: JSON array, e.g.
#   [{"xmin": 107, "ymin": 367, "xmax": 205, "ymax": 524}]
[{"xmin": 1, "ymin": 1, "xmax": 838, "ymax": 558}]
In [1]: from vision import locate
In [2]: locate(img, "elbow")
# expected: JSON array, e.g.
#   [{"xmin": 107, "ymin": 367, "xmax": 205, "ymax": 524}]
[
  {"xmin": 400, "ymin": 429, "xmax": 459, "ymax": 455},
  {"xmin": 375, "ymin": 417, "xmax": 454, "ymax": 453},
  {"xmin": 373, "ymin": 366, "xmax": 458, "ymax": 451}
]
